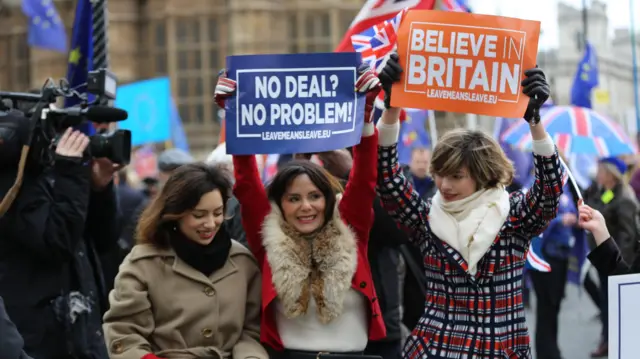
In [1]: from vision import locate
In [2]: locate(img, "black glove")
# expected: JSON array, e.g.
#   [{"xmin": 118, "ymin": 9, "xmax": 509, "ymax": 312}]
[
  {"xmin": 378, "ymin": 53, "xmax": 403, "ymax": 109},
  {"xmin": 521, "ymin": 67, "xmax": 550, "ymax": 125}
]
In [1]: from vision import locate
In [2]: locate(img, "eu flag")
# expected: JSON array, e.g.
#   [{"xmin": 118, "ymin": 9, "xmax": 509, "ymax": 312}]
[
  {"xmin": 22, "ymin": 0, "xmax": 67, "ymax": 53},
  {"xmin": 570, "ymin": 41, "xmax": 599, "ymax": 109},
  {"xmin": 64, "ymin": 0, "xmax": 94, "ymax": 135},
  {"xmin": 170, "ymin": 98, "xmax": 190, "ymax": 152},
  {"xmin": 398, "ymin": 109, "xmax": 431, "ymax": 165}
]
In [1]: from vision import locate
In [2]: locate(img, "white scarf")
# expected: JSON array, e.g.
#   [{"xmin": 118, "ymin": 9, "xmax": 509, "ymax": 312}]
[{"xmin": 429, "ymin": 186, "xmax": 511, "ymax": 275}]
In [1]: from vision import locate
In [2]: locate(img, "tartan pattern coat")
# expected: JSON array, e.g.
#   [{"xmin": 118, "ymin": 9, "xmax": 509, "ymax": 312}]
[{"xmin": 376, "ymin": 143, "xmax": 565, "ymax": 359}]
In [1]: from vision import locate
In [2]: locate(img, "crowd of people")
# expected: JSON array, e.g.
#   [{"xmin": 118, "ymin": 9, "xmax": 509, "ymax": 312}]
[{"xmin": 1, "ymin": 54, "xmax": 638, "ymax": 359}]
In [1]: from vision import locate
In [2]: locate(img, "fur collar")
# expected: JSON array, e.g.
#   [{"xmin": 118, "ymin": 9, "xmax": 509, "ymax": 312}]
[{"xmin": 261, "ymin": 196, "xmax": 358, "ymax": 324}]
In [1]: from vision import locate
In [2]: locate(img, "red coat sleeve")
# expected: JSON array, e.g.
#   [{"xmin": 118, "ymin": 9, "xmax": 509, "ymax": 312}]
[
  {"xmin": 338, "ymin": 129, "xmax": 378, "ymax": 241},
  {"xmin": 232, "ymin": 155, "xmax": 271, "ymax": 266}
]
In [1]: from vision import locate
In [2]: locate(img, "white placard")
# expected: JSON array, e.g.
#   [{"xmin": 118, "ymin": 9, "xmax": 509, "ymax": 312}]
[{"xmin": 608, "ymin": 273, "xmax": 640, "ymax": 359}]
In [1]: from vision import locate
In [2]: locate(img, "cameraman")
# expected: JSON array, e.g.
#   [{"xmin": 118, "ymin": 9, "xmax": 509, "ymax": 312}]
[{"xmin": 0, "ymin": 127, "xmax": 121, "ymax": 359}]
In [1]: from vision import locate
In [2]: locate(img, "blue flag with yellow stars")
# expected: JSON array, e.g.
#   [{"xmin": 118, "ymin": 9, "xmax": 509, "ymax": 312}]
[
  {"xmin": 570, "ymin": 41, "xmax": 599, "ymax": 109},
  {"xmin": 64, "ymin": 0, "xmax": 94, "ymax": 135},
  {"xmin": 398, "ymin": 109, "xmax": 431, "ymax": 165},
  {"xmin": 22, "ymin": 0, "xmax": 67, "ymax": 53}
]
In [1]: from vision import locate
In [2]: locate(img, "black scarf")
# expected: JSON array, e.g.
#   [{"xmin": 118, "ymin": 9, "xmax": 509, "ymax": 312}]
[{"xmin": 169, "ymin": 224, "xmax": 232, "ymax": 276}]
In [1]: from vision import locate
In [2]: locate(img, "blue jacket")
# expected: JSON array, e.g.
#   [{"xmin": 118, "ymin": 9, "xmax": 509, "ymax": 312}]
[{"xmin": 540, "ymin": 184, "xmax": 578, "ymax": 259}]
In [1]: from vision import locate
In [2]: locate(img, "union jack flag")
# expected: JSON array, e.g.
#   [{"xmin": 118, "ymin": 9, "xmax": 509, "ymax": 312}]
[
  {"xmin": 335, "ymin": 0, "xmax": 435, "ymax": 52},
  {"xmin": 525, "ymin": 235, "xmax": 551, "ymax": 272},
  {"xmin": 350, "ymin": 8, "xmax": 407, "ymax": 73},
  {"xmin": 441, "ymin": 0, "xmax": 472, "ymax": 12}
]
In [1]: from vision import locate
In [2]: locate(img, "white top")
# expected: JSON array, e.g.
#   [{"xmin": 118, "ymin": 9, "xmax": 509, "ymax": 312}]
[{"xmin": 275, "ymin": 289, "xmax": 369, "ymax": 352}]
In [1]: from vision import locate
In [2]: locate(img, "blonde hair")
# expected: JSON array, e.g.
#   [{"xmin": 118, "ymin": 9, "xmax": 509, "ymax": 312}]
[{"xmin": 429, "ymin": 128, "xmax": 514, "ymax": 189}]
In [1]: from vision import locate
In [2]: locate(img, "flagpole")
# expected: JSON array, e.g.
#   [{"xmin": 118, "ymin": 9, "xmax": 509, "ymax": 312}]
[
  {"xmin": 630, "ymin": 0, "xmax": 640, "ymax": 138},
  {"xmin": 92, "ymin": 0, "xmax": 109, "ymax": 106},
  {"xmin": 581, "ymin": 0, "xmax": 588, "ymax": 50}
]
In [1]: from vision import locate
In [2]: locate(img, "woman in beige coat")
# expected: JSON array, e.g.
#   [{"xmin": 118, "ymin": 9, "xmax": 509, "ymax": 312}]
[{"xmin": 103, "ymin": 163, "xmax": 267, "ymax": 359}]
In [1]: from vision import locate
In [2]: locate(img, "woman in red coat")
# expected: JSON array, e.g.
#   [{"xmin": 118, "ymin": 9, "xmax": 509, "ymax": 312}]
[{"xmin": 215, "ymin": 65, "xmax": 386, "ymax": 359}]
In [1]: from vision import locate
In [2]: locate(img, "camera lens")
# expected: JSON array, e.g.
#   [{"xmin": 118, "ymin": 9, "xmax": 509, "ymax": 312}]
[{"xmin": 88, "ymin": 129, "xmax": 131, "ymax": 165}]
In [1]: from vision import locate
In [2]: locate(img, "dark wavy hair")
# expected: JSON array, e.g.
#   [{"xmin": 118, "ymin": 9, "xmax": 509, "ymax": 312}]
[
  {"xmin": 136, "ymin": 162, "xmax": 233, "ymax": 247},
  {"xmin": 266, "ymin": 160, "xmax": 344, "ymax": 226}
]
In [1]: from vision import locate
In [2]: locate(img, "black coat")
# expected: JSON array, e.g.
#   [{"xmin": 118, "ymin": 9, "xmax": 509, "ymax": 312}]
[
  {"xmin": 368, "ymin": 197, "xmax": 405, "ymax": 341},
  {"xmin": 0, "ymin": 157, "xmax": 120, "ymax": 359},
  {"xmin": 588, "ymin": 237, "xmax": 640, "ymax": 276},
  {"xmin": 585, "ymin": 183, "xmax": 639, "ymax": 263},
  {"xmin": 100, "ymin": 183, "xmax": 146, "ymax": 295},
  {"xmin": 0, "ymin": 296, "xmax": 33, "ymax": 359}
]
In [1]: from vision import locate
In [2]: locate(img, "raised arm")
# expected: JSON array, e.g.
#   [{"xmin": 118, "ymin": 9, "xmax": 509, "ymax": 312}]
[
  {"xmin": 376, "ymin": 108, "xmax": 431, "ymax": 247},
  {"xmin": 588, "ymin": 238, "xmax": 635, "ymax": 276},
  {"xmin": 339, "ymin": 64, "xmax": 380, "ymax": 237},
  {"xmin": 580, "ymin": 204, "xmax": 640, "ymax": 276},
  {"xmin": 374, "ymin": 54, "xmax": 431, "ymax": 247},
  {"xmin": 215, "ymin": 71, "xmax": 271, "ymax": 264},
  {"xmin": 0, "ymin": 129, "xmax": 91, "ymax": 264},
  {"xmin": 510, "ymin": 68, "xmax": 565, "ymax": 238},
  {"xmin": 232, "ymin": 155, "xmax": 271, "ymax": 264}
]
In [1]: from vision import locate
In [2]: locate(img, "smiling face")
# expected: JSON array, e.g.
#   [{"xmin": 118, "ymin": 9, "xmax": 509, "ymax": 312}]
[
  {"xmin": 434, "ymin": 166, "xmax": 477, "ymax": 202},
  {"xmin": 280, "ymin": 174, "xmax": 326, "ymax": 234},
  {"xmin": 177, "ymin": 189, "xmax": 225, "ymax": 245}
]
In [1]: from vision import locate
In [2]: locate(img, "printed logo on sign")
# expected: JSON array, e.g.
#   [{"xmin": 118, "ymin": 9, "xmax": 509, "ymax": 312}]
[
  {"xmin": 235, "ymin": 68, "xmax": 358, "ymax": 141},
  {"xmin": 404, "ymin": 22, "xmax": 525, "ymax": 105},
  {"xmin": 390, "ymin": 11, "xmax": 540, "ymax": 118}
]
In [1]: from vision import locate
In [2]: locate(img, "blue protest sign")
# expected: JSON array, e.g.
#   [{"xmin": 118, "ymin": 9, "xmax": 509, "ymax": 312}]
[
  {"xmin": 115, "ymin": 77, "xmax": 171, "ymax": 146},
  {"xmin": 169, "ymin": 97, "xmax": 190, "ymax": 152},
  {"xmin": 225, "ymin": 53, "xmax": 365, "ymax": 155}
]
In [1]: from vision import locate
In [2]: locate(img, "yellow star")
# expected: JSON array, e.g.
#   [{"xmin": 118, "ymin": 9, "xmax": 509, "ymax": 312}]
[{"xmin": 69, "ymin": 47, "xmax": 81, "ymax": 65}]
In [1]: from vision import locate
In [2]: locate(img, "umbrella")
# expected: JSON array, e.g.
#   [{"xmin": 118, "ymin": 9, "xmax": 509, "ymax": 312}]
[
  {"xmin": 500, "ymin": 106, "xmax": 636, "ymax": 157},
  {"xmin": 494, "ymin": 117, "xmax": 534, "ymax": 185}
]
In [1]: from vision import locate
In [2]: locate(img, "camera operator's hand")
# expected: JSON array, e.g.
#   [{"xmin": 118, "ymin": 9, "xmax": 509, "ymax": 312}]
[
  {"xmin": 91, "ymin": 158, "xmax": 123, "ymax": 191},
  {"xmin": 55, "ymin": 128, "xmax": 89, "ymax": 158}
]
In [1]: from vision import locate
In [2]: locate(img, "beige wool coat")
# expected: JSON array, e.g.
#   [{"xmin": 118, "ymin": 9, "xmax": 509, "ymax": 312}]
[{"xmin": 103, "ymin": 240, "xmax": 267, "ymax": 359}]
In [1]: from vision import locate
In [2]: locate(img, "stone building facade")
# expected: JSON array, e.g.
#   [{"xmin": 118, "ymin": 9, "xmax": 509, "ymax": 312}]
[
  {"xmin": 6, "ymin": 0, "xmax": 632, "ymax": 156},
  {"xmin": 539, "ymin": 1, "xmax": 640, "ymax": 134},
  {"xmin": 0, "ymin": 0, "xmax": 364, "ymax": 158}
]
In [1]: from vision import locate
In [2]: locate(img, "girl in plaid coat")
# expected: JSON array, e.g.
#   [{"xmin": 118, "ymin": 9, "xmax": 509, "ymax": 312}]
[{"xmin": 372, "ymin": 54, "xmax": 565, "ymax": 359}]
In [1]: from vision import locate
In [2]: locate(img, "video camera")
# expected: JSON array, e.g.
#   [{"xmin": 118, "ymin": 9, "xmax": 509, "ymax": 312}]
[
  {"xmin": 0, "ymin": 69, "xmax": 132, "ymax": 216},
  {"xmin": 0, "ymin": 68, "xmax": 131, "ymax": 169}
]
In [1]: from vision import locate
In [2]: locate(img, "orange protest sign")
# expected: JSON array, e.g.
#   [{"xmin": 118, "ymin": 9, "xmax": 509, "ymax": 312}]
[{"xmin": 390, "ymin": 11, "xmax": 541, "ymax": 118}]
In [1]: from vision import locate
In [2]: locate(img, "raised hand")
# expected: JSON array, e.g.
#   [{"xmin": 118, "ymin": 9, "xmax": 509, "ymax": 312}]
[
  {"xmin": 55, "ymin": 128, "xmax": 89, "ymax": 158},
  {"xmin": 91, "ymin": 158, "xmax": 122, "ymax": 191},
  {"xmin": 355, "ymin": 64, "xmax": 381, "ymax": 123},
  {"xmin": 214, "ymin": 69, "xmax": 237, "ymax": 108},
  {"xmin": 521, "ymin": 67, "xmax": 550, "ymax": 125},
  {"xmin": 378, "ymin": 53, "xmax": 403, "ymax": 109},
  {"xmin": 577, "ymin": 204, "xmax": 610, "ymax": 245}
]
